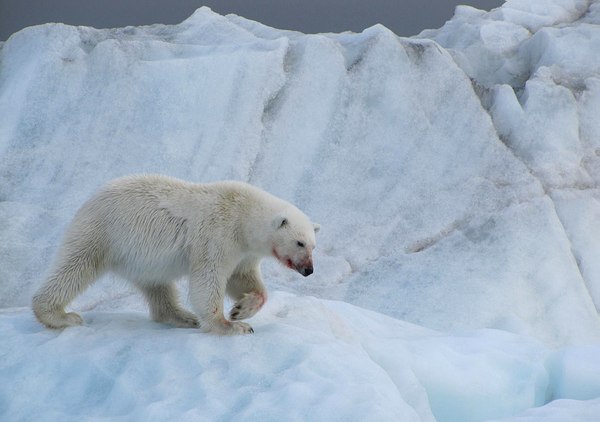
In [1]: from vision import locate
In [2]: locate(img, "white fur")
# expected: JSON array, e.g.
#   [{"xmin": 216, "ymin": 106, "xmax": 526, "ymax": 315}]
[{"xmin": 32, "ymin": 174, "xmax": 319, "ymax": 335}]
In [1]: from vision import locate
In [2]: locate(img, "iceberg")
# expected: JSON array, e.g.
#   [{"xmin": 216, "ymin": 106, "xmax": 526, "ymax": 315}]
[{"xmin": 2, "ymin": 2, "xmax": 600, "ymax": 420}]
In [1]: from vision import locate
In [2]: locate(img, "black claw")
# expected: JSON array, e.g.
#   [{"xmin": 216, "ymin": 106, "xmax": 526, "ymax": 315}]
[
  {"xmin": 249, "ymin": 327, "xmax": 254, "ymax": 333},
  {"xmin": 231, "ymin": 311, "xmax": 239, "ymax": 319}
]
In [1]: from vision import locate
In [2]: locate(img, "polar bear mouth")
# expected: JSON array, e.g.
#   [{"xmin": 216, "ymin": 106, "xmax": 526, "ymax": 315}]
[
  {"xmin": 272, "ymin": 248, "xmax": 294, "ymax": 269},
  {"xmin": 272, "ymin": 248, "xmax": 313, "ymax": 277}
]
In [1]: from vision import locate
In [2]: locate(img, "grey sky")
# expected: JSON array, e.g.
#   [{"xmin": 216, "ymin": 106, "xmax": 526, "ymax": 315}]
[{"xmin": 0, "ymin": 0, "xmax": 504, "ymax": 41}]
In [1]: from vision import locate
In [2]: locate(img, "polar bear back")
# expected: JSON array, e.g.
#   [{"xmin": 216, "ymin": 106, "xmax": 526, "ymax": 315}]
[{"xmin": 67, "ymin": 174, "xmax": 292, "ymax": 281}]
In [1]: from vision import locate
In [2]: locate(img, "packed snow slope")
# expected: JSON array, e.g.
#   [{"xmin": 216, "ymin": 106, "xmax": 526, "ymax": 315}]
[{"xmin": 2, "ymin": 1, "xmax": 600, "ymax": 421}]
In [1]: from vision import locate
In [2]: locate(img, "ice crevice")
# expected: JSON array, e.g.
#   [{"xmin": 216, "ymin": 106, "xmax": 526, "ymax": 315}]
[
  {"xmin": 246, "ymin": 38, "xmax": 292, "ymax": 182},
  {"xmin": 353, "ymin": 337, "xmax": 435, "ymax": 421},
  {"xmin": 549, "ymin": 192, "xmax": 597, "ymax": 310}
]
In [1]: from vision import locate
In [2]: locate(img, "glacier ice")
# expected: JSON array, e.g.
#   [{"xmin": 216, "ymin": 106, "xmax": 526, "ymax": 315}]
[{"xmin": 2, "ymin": 1, "xmax": 600, "ymax": 420}]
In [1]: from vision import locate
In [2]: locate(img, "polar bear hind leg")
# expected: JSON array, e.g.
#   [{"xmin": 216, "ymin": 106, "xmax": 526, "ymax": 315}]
[
  {"xmin": 137, "ymin": 283, "xmax": 198, "ymax": 328},
  {"xmin": 32, "ymin": 244, "xmax": 103, "ymax": 328}
]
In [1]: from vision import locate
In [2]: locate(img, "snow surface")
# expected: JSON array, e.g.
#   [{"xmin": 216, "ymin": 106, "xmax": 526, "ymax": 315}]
[{"xmin": 2, "ymin": 1, "xmax": 600, "ymax": 420}]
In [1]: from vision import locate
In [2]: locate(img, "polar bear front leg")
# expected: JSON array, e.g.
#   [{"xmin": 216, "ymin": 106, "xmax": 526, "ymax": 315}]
[
  {"xmin": 189, "ymin": 263, "xmax": 254, "ymax": 335},
  {"xmin": 227, "ymin": 267, "xmax": 267, "ymax": 321}
]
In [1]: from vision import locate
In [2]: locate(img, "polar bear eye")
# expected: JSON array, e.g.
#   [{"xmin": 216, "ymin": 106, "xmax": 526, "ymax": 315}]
[{"xmin": 297, "ymin": 241, "xmax": 305, "ymax": 248}]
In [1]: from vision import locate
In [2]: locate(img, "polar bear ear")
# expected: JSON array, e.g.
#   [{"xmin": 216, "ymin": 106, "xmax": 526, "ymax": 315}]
[
  {"xmin": 276, "ymin": 217, "xmax": 288, "ymax": 229},
  {"xmin": 313, "ymin": 223, "xmax": 321, "ymax": 233}
]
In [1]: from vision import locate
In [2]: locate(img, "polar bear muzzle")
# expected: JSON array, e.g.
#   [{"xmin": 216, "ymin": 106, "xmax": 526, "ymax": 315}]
[{"xmin": 297, "ymin": 259, "xmax": 314, "ymax": 277}]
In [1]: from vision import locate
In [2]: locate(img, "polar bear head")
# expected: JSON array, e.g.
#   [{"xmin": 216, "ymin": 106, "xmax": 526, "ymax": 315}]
[{"xmin": 270, "ymin": 207, "xmax": 320, "ymax": 277}]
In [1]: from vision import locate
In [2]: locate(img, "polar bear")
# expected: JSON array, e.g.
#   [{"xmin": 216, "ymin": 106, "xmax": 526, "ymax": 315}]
[{"xmin": 32, "ymin": 174, "xmax": 320, "ymax": 335}]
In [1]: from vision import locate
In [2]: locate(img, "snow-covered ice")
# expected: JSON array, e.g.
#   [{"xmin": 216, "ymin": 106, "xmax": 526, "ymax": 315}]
[
  {"xmin": 2, "ymin": 1, "xmax": 600, "ymax": 420},
  {"xmin": 0, "ymin": 293, "xmax": 587, "ymax": 421}
]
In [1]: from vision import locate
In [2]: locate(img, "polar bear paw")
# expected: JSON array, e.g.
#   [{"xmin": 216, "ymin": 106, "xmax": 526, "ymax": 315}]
[
  {"xmin": 163, "ymin": 309, "xmax": 199, "ymax": 328},
  {"xmin": 227, "ymin": 321, "xmax": 254, "ymax": 335},
  {"xmin": 34, "ymin": 310, "xmax": 84, "ymax": 329},
  {"xmin": 201, "ymin": 319, "xmax": 254, "ymax": 335},
  {"xmin": 230, "ymin": 292, "xmax": 266, "ymax": 321}
]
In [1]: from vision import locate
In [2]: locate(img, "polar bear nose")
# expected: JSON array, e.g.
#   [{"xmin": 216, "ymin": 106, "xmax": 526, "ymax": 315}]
[{"xmin": 301, "ymin": 266, "xmax": 313, "ymax": 277}]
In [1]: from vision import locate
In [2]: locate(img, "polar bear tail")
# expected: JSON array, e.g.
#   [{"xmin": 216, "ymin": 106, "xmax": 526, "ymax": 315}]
[{"xmin": 32, "ymin": 240, "xmax": 105, "ymax": 329}]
